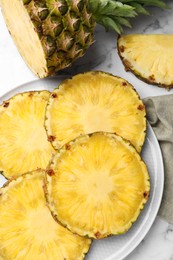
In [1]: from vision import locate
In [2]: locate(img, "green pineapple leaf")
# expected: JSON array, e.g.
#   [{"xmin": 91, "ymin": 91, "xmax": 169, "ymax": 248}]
[
  {"xmin": 101, "ymin": 16, "xmax": 123, "ymax": 34},
  {"xmin": 89, "ymin": 0, "xmax": 169, "ymax": 33},
  {"xmin": 89, "ymin": 0, "xmax": 136, "ymax": 33},
  {"xmin": 114, "ymin": 17, "xmax": 132, "ymax": 28},
  {"xmin": 118, "ymin": 0, "xmax": 168, "ymax": 9},
  {"xmin": 130, "ymin": 3, "xmax": 150, "ymax": 15},
  {"xmin": 89, "ymin": 0, "xmax": 137, "ymax": 17}
]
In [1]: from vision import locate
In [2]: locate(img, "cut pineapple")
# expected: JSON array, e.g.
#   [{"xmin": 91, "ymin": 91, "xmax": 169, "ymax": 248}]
[
  {"xmin": 118, "ymin": 34, "xmax": 173, "ymax": 88},
  {"xmin": 46, "ymin": 132, "xmax": 150, "ymax": 239},
  {"xmin": 0, "ymin": 0, "xmax": 95, "ymax": 78},
  {"xmin": 45, "ymin": 71, "xmax": 146, "ymax": 152},
  {"xmin": 0, "ymin": 0, "xmax": 165, "ymax": 78},
  {"xmin": 0, "ymin": 91, "xmax": 54, "ymax": 179},
  {"xmin": 0, "ymin": 170, "xmax": 91, "ymax": 259}
]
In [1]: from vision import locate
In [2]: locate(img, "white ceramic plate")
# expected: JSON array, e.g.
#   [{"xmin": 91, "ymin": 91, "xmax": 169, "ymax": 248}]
[{"xmin": 0, "ymin": 77, "xmax": 164, "ymax": 260}]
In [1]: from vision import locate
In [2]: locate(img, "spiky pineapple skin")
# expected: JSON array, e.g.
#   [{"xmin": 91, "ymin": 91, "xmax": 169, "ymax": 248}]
[
  {"xmin": 28, "ymin": 0, "xmax": 95, "ymax": 76},
  {"xmin": 0, "ymin": 0, "xmax": 95, "ymax": 78}
]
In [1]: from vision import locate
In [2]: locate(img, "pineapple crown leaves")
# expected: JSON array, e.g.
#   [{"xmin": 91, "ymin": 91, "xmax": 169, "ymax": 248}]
[
  {"xmin": 88, "ymin": 0, "xmax": 169, "ymax": 34},
  {"xmin": 119, "ymin": 0, "xmax": 168, "ymax": 14}
]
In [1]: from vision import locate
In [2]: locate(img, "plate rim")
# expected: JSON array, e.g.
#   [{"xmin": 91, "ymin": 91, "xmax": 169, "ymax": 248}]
[
  {"xmin": 0, "ymin": 77, "xmax": 164, "ymax": 260},
  {"xmin": 116, "ymin": 123, "xmax": 164, "ymax": 260}
]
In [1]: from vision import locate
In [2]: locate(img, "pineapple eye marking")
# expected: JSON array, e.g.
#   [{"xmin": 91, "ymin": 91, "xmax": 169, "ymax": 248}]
[
  {"xmin": 95, "ymin": 231, "xmax": 101, "ymax": 239},
  {"xmin": 119, "ymin": 45, "xmax": 125, "ymax": 52},
  {"xmin": 51, "ymin": 93, "xmax": 58, "ymax": 98},
  {"xmin": 143, "ymin": 191, "xmax": 149, "ymax": 199},
  {"xmin": 137, "ymin": 105, "xmax": 145, "ymax": 111},
  {"xmin": 122, "ymin": 82, "xmax": 127, "ymax": 86},
  {"xmin": 46, "ymin": 169, "xmax": 55, "ymax": 176},
  {"xmin": 149, "ymin": 74, "xmax": 155, "ymax": 81},
  {"xmin": 3, "ymin": 102, "xmax": 9, "ymax": 108},
  {"xmin": 123, "ymin": 59, "xmax": 132, "ymax": 71},
  {"xmin": 28, "ymin": 92, "xmax": 34, "ymax": 97},
  {"xmin": 48, "ymin": 135, "xmax": 56, "ymax": 142},
  {"xmin": 65, "ymin": 144, "xmax": 71, "ymax": 150}
]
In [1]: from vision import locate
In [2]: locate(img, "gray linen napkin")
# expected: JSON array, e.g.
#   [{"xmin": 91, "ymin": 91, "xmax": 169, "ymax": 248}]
[{"xmin": 144, "ymin": 95, "xmax": 173, "ymax": 224}]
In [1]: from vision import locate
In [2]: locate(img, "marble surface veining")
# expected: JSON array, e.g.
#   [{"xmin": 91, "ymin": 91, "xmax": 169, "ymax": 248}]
[{"xmin": 0, "ymin": 0, "xmax": 173, "ymax": 259}]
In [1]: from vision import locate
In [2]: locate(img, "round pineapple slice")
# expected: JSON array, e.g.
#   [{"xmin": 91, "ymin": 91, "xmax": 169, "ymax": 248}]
[
  {"xmin": 0, "ymin": 91, "xmax": 54, "ymax": 179},
  {"xmin": 118, "ymin": 34, "xmax": 173, "ymax": 88},
  {"xmin": 0, "ymin": 170, "xmax": 91, "ymax": 259},
  {"xmin": 45, "ymin": 71, "xmax": 146, "ymax": 152},
  {"xmin": 46, "ymin": 132, "xmax": 150, "ymax": 239}
]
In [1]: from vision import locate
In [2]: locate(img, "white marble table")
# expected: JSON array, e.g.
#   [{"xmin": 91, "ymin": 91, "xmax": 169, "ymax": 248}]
[{"xmin": 0, "ymin": 1, "xmax": 173, "ymax": 259}]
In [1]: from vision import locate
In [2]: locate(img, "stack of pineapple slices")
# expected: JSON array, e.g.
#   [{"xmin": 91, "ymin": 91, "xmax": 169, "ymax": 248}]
[{"xmin": 0, "ymin": 71, "xmax": 150, "ymax": 259}]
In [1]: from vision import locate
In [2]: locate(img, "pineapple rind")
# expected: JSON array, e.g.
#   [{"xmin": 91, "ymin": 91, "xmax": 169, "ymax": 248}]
[
  {"xmin": 45, "ymin": 71, "xmax": 146, "ymax": 152},
  {"xmin": 0, "ymin": 170, "xmax": 91, "ymax": 259},
  {"xmin": 118, "ymin": 34, "xmax": 173, "ymax": 89},
  {"xmin": 0, "ymin": 0, "xmax": 95, "ymax": 78},
  {"xmin": 0, "ymin": 91, "xmax": 55, "ymax": 179},
  {"xmin": 45, "ymin": 132, "xmax": 150, "ymax": 239}
]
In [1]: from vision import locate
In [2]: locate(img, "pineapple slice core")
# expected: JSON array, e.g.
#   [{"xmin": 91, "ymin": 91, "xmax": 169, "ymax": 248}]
[
  {"xmin": 46, "ymin": 133, "xmax": 150, "ymax": 239},
  {"xmin": 0, "ymin": 0, "xmax": 47, "ymax": 77},
  {"xmin": 0, "ymin": 170, "xmax": 91, "ymax": 259},
  {"xmin": 0, "ymin": 91, "xmax": 54, "ymax": 178},
  {"xmin": 46, "ymin": 72, "xmax": 146, "ymax": 152}
]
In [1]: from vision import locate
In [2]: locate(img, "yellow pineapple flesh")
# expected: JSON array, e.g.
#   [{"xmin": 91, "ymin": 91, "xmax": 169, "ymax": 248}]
[
  {"xmin": 45, "ymin": 71, "xmax": 146, "ymax": 152},
  {"xmin": 0, "ymin": 170, "xmax": 91, "ymax": 259},
  {"xmin": 118, "ymin": 34, "xmax": 173, "ymax": 88},
  {"xmin": 0, "ymin": 91, "xmax": 54, "ymax": 179},
  {"xmin": 0, "ymin": 0, "xmax": 95, "ymax": 78},
  {"xmin": 46, "ymin": 132, "xmax": 150, "ymax": 239}
]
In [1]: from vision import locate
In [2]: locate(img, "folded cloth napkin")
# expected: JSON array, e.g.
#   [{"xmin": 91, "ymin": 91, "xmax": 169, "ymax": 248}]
[{"xmin": 144, "ymin": 95, "xmax": 173, "ymax": 224}]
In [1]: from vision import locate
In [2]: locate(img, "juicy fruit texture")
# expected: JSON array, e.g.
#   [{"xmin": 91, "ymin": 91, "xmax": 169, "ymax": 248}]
[
  {"xmin": 118, "ymin": 34, "xmax": 173, "ymax": 88},
  {"xmin": 0, "ymin": 0, "xmax": 95, "ymax": 78},
  {"xmin": 45, "ymin": 71, "xmax": 146, "ymax": 152},
  {"xmin": 0, "ymin": 91, "xmax": 54, "ymax": 179},
  {"xmin": 46, "ymin": 133, "xmax": 150, "ymax": 239},
  {"xmin": 0, "ymin": 170, "xmax": 91, "ymax": 259}
]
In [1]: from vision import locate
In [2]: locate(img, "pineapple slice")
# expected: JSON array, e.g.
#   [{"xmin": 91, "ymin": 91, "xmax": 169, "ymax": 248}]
[
  {"xmin": 46, "ymin": 132, "xmax": 150, "ymax": 239},
  {"xmin": 0, "ymin": 170, "xmax": 91, "ymax": 259},
  {"xmin": 0, "ymin": 91, "xmax": 54, "ymax": 179},
  {"xmin": 118, "ymin": 34, "xmax": 173, "ymax": 88},
  {"xmin": 45, "ymin": 71, "xmax": 146, "ymax": 152}
]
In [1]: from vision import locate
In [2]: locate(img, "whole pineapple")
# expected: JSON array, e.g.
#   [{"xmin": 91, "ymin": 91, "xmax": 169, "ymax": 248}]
[{"xmin": 0, "ymin": 0, "xmax": 167, "ymax": 78}]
